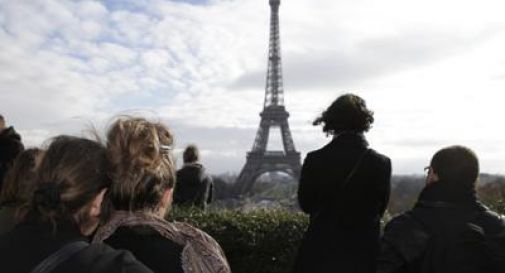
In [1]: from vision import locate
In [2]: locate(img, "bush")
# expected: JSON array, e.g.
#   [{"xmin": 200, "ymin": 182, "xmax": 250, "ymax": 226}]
[
  {"xmin": 168, "ymin": 196, "xmax": 505, "ymax": 273},
  {"xmin": 169, "ymin": 207, "xmax": 309, "ymax": 273}
]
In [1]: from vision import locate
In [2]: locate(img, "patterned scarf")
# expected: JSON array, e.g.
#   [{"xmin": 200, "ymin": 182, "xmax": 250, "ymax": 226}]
[{"xmin": 93, "ymin": 211, "xmax": 231, "ymax": 273}]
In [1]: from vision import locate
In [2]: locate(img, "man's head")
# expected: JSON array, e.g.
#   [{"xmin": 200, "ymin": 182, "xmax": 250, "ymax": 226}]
[
  {"xmin": 0, "ymin": 114, "xmax": 5, "ymax": 130},
  {"xmin": 183, "ymin": 145, "xmax": 200, "ymax": 164},
  {"xmin": 426, "ymin": 145, "xmax": 479, "ymax": 189}
]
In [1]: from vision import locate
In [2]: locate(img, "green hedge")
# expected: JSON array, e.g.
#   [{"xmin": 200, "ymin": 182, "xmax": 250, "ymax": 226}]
[
  {"xmin": 169, "ymin": 208, "xmax": 308, "ymax": 273},
  {"xmin": 168, "ymin": 203, "xmax": 505, "ymax": 273}
]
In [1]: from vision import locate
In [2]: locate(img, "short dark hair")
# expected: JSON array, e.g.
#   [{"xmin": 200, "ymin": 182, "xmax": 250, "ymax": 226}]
[
  {"xmin": 0, "ymin": 114, "xmax": 4, "ymax": 122},
  {"xmin": 313, "ymin": 93, "xmax": 374, "ymax": 135},
  {"xmin": 430, "ymin": 145, "xmax": 479, "ymax": 187},
  {"xmin": 183, "ymin": 145, "xmax": 199, "ymax": 163}
]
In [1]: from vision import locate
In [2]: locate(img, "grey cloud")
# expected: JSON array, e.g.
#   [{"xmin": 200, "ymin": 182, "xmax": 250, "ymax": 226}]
[{"xmin": 230, "ymin": 29, "xmax": 499, "ymax": 91}]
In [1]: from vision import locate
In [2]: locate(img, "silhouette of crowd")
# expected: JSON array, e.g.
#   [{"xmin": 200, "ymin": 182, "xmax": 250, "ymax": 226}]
[{"xmin": 0, "ymin": 94, "xmax": 504, "ymax": 273}]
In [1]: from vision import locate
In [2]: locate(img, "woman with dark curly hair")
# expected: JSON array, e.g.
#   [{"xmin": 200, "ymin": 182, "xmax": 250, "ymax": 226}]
[{"xmin": 292, "ymin": 94, "xmax": 392, "ymax": 273}]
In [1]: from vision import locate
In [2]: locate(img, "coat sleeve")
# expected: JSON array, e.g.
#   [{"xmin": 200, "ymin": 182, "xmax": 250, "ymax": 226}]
[
  {"xmin": 297, "ymin": 153, "xmax": 319, "ymax": 214},
  {"xmin": 205, "ymin": 176, "xmax": 213, "ymax": 205},
  {"xmin": 379, "ymin": 157, "xmax": 392, "ymax": 216},
  {"xmin": 196, "ymin": 175, "xmax": 212, "ymax": 210}
]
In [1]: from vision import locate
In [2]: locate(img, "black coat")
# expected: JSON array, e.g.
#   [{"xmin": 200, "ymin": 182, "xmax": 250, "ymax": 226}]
[
  {"xmin": 293, "ymin": 133, "xmax": 391, "ymax": 273},
  {"xmin": 174, "ymin": 163, "xmax": 213, "ymax": 210},
  {"xmin": 0, "ymin": 217, "xmax": 152, "ymax": 273},
  {"xmin": 378, "ymin": 182, "xmax": 505, "ymax": 273},
  {"xmin": 105, "ymin": 225, "xmax": 184, "ymax": 273},
  {"xmin": 0, "ymin": 126, "xmax": 24, "ymax": 188}
]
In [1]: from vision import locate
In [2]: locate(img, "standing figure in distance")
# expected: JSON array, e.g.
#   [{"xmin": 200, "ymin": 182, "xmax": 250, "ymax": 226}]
[
  {"xmin": 174, "ymin": 145, "xmax": 213, "ymax": 210},
  {"xmin": 293, "ymin": 93, "xmax": 392, "ymax": 273}
]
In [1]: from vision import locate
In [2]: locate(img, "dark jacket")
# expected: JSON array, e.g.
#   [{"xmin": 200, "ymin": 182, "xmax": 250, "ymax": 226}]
[
  {"xmin": 105, "ymin": 225, "xmax": 184, "ymax": 273},
  {"xmin": 293, "ymin": 133, "xmax": 392, "ymax": 273},
  {"xmin": 0, "ymin": 126, "xmax": 24, "ymax": 188},
  {"xmin": 378, "ymin": 182, "xmax": 505, "ymax": 273},
  {"xmin": 174, "ymin": 163, "xmax": 213, "ymax": 210},
  {"xmin": 0, "ymin": 216, "xmax": 152, "ymax": 273}
]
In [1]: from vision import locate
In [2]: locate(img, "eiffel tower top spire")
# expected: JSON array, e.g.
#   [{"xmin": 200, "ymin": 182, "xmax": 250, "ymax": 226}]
[{"xmin": 264, "ymin": 0, "xmax": 284, "ymax": 108}]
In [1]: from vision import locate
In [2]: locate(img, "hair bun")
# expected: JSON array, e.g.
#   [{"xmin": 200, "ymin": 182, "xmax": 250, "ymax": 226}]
[{"xmin": 33, "ymin": 183, "xmax": 61, "ymax": 209}]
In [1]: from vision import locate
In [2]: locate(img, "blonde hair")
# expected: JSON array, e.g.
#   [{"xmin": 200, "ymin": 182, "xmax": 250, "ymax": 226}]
[{"xmin": 106, "ymin": 116, "xmax": 175, "ymax": 212}]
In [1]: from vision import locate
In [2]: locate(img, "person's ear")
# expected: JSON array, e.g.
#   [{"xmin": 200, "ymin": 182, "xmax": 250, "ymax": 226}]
[{"xmin": 89, "ymin": 188, "xmax": 107, "ymax": 217}]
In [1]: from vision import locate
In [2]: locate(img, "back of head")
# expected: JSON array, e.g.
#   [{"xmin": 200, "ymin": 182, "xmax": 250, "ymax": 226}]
[
  {"xmin": 431, "ymin": 145, "xmax": 479, "ymax": 188},
  {"xmin": 106, "ymin": 116, "xmax": 175, "ymax": 212},
  {"xmin": 32, "ymin": 136, "xmax": 110, "ymax": 227},
  {"xmin": 183, "ymin": 145, "xmax": 199, "ymax": 164},
  {"xmin": 0, "ymin": 148, "xmax": 44, "ymax": 206},
  {"xmin": 313, "ymin": 93, "xmax": 374, "ymax": 135}
]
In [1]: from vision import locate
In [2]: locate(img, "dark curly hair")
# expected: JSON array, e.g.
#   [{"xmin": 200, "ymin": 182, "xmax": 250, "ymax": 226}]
[{"xmin": 313, "ymin": 93, "xmax": 374, "ymax": 135}]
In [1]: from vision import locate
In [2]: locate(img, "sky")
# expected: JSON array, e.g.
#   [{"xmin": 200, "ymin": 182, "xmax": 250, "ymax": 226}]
[{"xmin": 1, "ymin": 0, "xmax": 505, "ymax": 175}]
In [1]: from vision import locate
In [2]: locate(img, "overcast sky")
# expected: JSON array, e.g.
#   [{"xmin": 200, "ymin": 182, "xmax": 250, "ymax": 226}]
[{"xmin": 1, "ymin": 0, "xmax": 505, "ymax": 175}]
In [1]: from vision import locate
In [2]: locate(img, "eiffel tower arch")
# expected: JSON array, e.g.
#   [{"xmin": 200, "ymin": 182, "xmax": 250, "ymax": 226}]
[{"xmin": 236, "ymin": 0, "xmax": 301, "ymax": 194}]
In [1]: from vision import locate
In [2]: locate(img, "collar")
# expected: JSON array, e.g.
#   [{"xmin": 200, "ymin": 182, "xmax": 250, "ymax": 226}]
[
  {"xmin": 182, "ymin": 162, "xmax": 203, "ymax": 168},
  {"xmin": 417, "ymin": 180, "xmax": 478, "ymax": 207},
  {"xmin": 330, "ymin": 132, "xmax": 369, "ymax": 148}
]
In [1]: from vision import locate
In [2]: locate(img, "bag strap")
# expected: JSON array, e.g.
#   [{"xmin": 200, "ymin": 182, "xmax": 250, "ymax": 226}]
[
  {"xmin": 340, "ymin": 148, "xmax": 371, "ymax": 190},
  {"xmin": 30, "ymin": 241, "xmax": 89, "ymax": 273},
  {"xmin": 310, "ymin": 149, "xmax": 370, "ymax": 221}
]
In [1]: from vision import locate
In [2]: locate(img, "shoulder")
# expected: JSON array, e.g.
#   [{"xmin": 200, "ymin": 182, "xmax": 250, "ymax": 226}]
[
  {"xmin": 173, "ymin": 222, "xmax": 221, "ymax": 247},
  {"xmin": 0, "ymin": 127, "xmax": 22, "ymax": 142},
  {"xmin": 172, "ymin": 222, "xmax": 230, "ymax": 272},
  {"xmin": 474, "ymin": 208, "xmax": 505, "ymax": 235},
  {"xmin": 382, "ymin": 212, "xmax": 430, "ymax": 262},
  {"xmin": 367, "ymin": 148, "xmax": 391, "ymax": 165}
]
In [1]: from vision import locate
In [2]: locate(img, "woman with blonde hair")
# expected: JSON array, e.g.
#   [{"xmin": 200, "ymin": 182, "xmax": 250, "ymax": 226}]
[{"xmin": 93, "ymin": 116, "xmax": 230, "ymax": 273}]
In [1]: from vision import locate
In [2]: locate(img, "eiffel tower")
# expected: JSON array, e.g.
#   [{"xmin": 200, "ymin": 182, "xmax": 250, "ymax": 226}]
[{"xmin": 236, "ymin": 0, "xmax": 301, "ymax": 194}]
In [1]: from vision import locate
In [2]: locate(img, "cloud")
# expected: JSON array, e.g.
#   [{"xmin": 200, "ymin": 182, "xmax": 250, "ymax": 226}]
[
  {"xmin": 231, "ymin": 27, "xmax": 502, "ymax": 91},
  {"xmin": 1, "ymin": 0, "xmax": 505, "ymax": 175}
]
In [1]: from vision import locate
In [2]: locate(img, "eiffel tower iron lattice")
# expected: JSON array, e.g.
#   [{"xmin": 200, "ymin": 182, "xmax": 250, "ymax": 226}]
[{"xmin": 235, "ymin": 0, "xmax": 301, "ymax": 194}]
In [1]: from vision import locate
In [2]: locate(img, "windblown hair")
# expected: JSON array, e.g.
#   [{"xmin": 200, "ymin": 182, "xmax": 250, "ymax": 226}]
[
  {"xmin": 430, "ymin": 145, "xmax": 479, "ymax": 187},
  {"xmin": 313, "ymin": 93, "xmax": 374, "ymax": 135},
  {"xmin": 31, "ymin": 136, "xmax": 110, "ymax": 228},
  {"xmin": 0, "ymin": 148, "xmax": 44, "ymax": 207},
  {"xmin": 183, "ymin": 144, "xmax": 199, "ymax": 163},
  {"xmin": 106, "ymin": 116, "xmax": 175, "ymax": 212}
]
